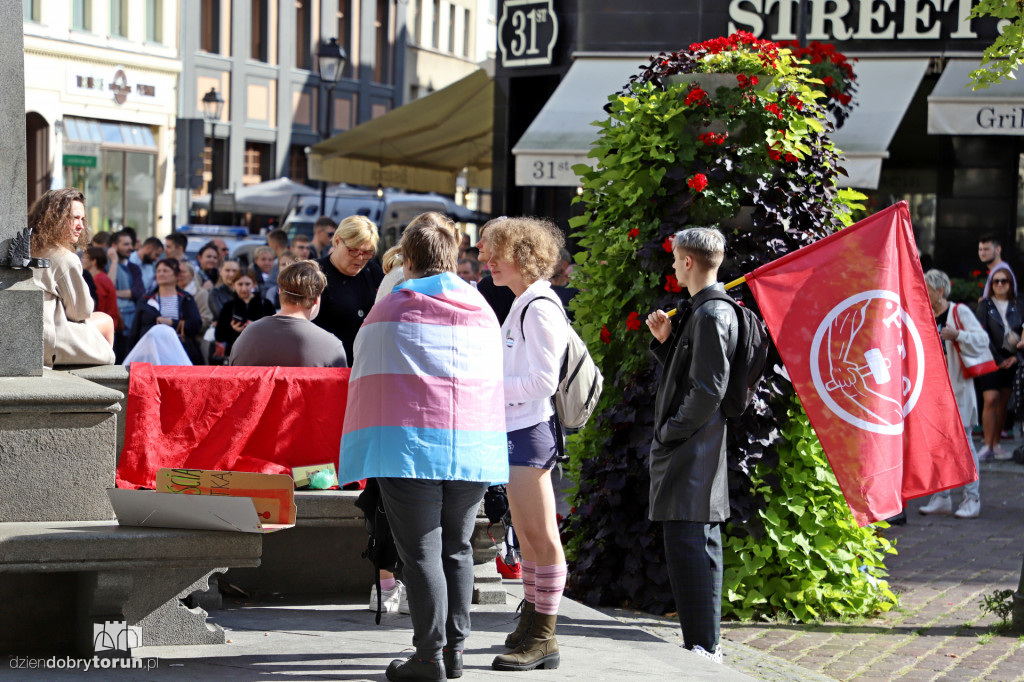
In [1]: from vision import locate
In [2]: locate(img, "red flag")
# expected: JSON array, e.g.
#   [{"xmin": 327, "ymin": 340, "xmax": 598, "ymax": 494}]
[{"xmin": 745, "ymin": 202, "xmax": 975, "ymax": 525}]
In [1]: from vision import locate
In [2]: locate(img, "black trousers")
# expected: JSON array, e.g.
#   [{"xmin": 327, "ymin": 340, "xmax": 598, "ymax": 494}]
[{"xmin": 662, "ymin": 520, "xmax": 722, "ymax": 651}]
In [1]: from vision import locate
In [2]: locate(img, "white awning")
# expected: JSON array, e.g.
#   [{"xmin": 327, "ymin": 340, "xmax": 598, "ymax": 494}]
[
  {"xmin": 831, "ymin": 58, "xmax": 929, "ymax": 190},
  {"xmin": 511, "ymin": 57, "xmax": 642, "ymax": 187},
  {"xmin": 928, "ymin": 59, "xmax": 1024, "ymax": 135}
]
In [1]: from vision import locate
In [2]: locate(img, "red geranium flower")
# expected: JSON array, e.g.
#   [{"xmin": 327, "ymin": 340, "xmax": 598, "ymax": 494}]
[
  {"xmin": 687, "ymin": 173, "xmax": 708, "ymax": 192},
  {"xmin": 663, "ymin": 236, "xmax": 674, "ymax": 253},
  {"xmin": 628, "ymin": 228, "xmax": 640, "ymax": 239},
  {"xmin": 600, "ymin": 325, "xmax": 611, "ymax": 344},
  {"xmin": 626, "ymin": 311, "xmax": 642, "ymax": 331},
  {"xmin": 784, "ymin": 153, "xmax": 798, "ymax": 163},
  {"xmin": 698, "ymin": 132, "xmax": 727, "ymax": 146},
  {"xmin": 665, "ymin": 274, "xmax": 683, "ymax": 293},
  {"xmin": 764, "ymin": 102, "xmax": 783, "ymax": 119},
  {"xmin": 684, "ymin": 87, "xmax": 708, "ymax": 106}
]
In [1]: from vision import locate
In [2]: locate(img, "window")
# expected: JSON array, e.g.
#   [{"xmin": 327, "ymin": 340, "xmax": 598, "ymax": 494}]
[
  {"xmin": 110, "ymin": 0, "xmax": 127, "ymax": 37},
  {"xmin": 243, "ymin": 142, "xmax": 273, "ymax": 186},
  {"xmin": 336, "ymin": 0, "xmax": 353, "ymax": 78},
  {"xmin": 72, "ymin": 0, "xmax": 91, "ymax": 31},
  {"xmin": 409, "ymin": 0, "xmax": 420, "ymax": 44},
  {"xmin": 289, "ymin": 145, "xmax": 309, "ymax": 185},
  {"xmin": 146, "ymin": 0, "xmax": 162, "ymax": 43},
  {"xmin": 201, "ymin": 0, "xmax": 220, "ymax": 53},
  {"xmin": 23, "ymin": 0, "xmax": 40, "ymax": 22},
  {"xmin": 463, "ymin": 7, "xmax": 470, "ymax": 57},
  {"xmin": 251, "ymin": 0, "xmax": 268, "ymax": 61},
  {"xmin": 296, "ymin": 0, "xmax": 311, "ymax": 70},
  {"xmin": 448, "ymin": 4, "xmax": 455, "ymax": 53},
  {"xmin": 432, "ymin": 0, "xmax": 440, "ymax": 49},
  {"xmin": 374, "ymin": 0, "xmax": 392, "ymax": 84}
]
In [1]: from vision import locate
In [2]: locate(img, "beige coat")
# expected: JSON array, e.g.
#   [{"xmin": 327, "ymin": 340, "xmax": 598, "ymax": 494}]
[
  {"xmin": 944, "ymin": 302, "xmax": 988, "ymax": 429},
  {"xmin": 32, "ymin": 246, "xmax": 115, "ymax": 367}
]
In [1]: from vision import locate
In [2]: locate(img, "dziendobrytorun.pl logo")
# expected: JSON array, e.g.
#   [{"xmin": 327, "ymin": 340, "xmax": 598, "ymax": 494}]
[{"xmin": 8, "ymin": 621, "xmax": 159, "ymax": 671}]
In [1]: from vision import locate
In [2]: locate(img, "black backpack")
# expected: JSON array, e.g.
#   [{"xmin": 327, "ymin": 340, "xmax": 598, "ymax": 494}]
[{"xmin": 695, "ymin": 290, "xmax": 769, "ymax": 420}]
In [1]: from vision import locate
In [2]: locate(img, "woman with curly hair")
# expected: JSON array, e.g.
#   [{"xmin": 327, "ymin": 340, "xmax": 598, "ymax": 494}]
[
  {"xmin": 29, "ymin": 188, "xmax": 115, "ymax": 367},
  {"xmin": 486, "ymin": 217, "xmax": 569, "ymax": 673}
]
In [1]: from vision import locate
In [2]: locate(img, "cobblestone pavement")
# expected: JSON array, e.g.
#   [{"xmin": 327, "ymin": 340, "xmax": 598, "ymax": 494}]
[{"xmin": 598, "ymin": 451, "xmax": 1024, "ymax": 681}]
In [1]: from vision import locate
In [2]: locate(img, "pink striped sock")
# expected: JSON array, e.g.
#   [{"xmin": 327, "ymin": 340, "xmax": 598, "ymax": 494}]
[
  {"xmin": 534, "ymin": 563, "xmax": 567, "ymax": 615},
  {"xmin": 521, "ymin": 559, "xmax": 536, "ymax": 603}
]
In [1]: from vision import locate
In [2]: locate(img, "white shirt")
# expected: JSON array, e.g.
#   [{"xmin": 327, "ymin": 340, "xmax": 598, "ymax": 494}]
[{"xmin": 500, "ymin": 279, "xmax": 570, "ymax": 432}]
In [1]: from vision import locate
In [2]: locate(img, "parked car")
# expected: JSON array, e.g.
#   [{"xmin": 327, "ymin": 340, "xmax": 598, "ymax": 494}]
[{"xmin": 178, "ymin": 225, "xmax": 267, "ymax": 270}]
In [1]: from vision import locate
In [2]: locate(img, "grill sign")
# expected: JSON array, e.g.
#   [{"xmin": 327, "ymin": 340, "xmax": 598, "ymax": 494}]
[{"xmin": 498, "ymin": 0, "xmax": 558, "ymax": 68}]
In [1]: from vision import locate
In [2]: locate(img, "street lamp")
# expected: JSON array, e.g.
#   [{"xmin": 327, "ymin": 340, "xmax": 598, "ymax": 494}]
[
  {"xmin": 201, "ymin": 87, "xmax": 225, "ymax": 219},
  {"xmin": 317, "ymin": 38, "xmax": 347, "ymax": 216}
]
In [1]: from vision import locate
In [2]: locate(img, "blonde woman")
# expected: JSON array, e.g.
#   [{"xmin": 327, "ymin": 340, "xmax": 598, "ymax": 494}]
[
  {"xmin": 486, "ymin": 217, "xmax": 569, "ymax": 673},
  {"xmin": 29, "ymin": 188, "xmax": 115, "ymax": 367},
  {"xmin": 310, "ymin": 215, "xmax": 384, "ymax": 361}
]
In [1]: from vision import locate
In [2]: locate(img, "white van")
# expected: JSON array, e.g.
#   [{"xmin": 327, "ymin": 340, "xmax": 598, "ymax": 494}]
[{"xmin": 282, "ymin": 189, "xmax": 485, "ymax": 253}]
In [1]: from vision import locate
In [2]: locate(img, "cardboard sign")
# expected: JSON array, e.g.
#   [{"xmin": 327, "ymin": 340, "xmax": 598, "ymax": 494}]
[{"xmin": 108, "ymin": 469, "xmax": 296, "ymax": 533}]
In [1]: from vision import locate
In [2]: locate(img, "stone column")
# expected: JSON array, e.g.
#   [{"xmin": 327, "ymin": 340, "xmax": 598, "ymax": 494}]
[{"xmin": 0, "ymin": 1, "xmax": 43, "ymax": 377}]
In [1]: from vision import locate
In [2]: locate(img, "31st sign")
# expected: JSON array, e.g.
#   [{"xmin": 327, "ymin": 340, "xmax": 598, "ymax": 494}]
[{"xmin": 498, "ymin": 0, "xmax": 558, "ymax": 68}]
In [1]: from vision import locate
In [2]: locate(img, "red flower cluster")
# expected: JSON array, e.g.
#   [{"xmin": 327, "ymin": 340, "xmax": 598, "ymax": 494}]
[
  {"xmin": 627, "ymin": 228, "xmax": 640, "ymax": 239},
  {"xmin": 764, "ymin": 102, "xmax": 783, "ymax": 119},
  {"xmin": 698, "ymin": 131, "xmax": 727, "ymax": 146},
  {"xmin": 736, "ymin": 73, "xmax": 760, "ymax": 89},
  {"xmin": 778, "ymin": 40, "xmax": 856, "ymax": 109},
  {"xmin": 663, "ymin": 236, "xmax": 674, "ymax": 253},
  {"xmin": 690, "ymin": 31, "xmax": 780, "ymax": 70},
  {"xmin": 687, "ymin": 173, "xmax": 708, "ymax": 192},
  {"xmin": 787, "ymin": 94, "xmax": 803, "ymax": 110},
  {"xmin": 626, "ymin": 311, "xmax": 643, "ymax": 331},
  {"xmin": 784, "ymin": 152, "xmax": 798, "ymax": 163},
  {"xmin": 684, "ymin": 86, "xmax": 708, "ymax": 106},
  {"xmin": 600, "ymin": 325, "xmax": 611, "ymax": 344},
  {"xmin": 665, "ymin": 274, "xmax": 683, "ymax": 293}
]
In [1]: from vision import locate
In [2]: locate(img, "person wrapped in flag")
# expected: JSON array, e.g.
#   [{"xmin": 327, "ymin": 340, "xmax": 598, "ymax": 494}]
[{"xmin": 339, "ymin": 213, "xmax": 507, "ymax": 682}]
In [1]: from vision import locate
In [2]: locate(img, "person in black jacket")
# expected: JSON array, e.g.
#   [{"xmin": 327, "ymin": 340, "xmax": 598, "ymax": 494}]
[
  {"xmin": 975, "ymin": 263, "xmax": 1022, "ymax": 460},
  {"xmin": 215, "ymin": 269, "xmax": 275, "ymax": 356},
  {"xmin": 128, "ymin": 258, "xmax": 204, "ymax": 364},
  {"xmin": 645, "ymin": 227, "xmax": 737, "ymax": 665}
]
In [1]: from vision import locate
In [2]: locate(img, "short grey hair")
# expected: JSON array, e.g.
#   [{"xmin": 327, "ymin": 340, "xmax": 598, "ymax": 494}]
[
  {"xmin": 924, "ymin": 269, "xmax": 951, "ymax": 298},
  {"xmin": 673, "ymin": 227, "xmax": 725, "ymax": 270}
]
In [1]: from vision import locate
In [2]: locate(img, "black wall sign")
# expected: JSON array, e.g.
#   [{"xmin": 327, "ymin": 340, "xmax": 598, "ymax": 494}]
[{"xmin": 498, "ymin": 0, "xmax": 559, "ymax": 68}]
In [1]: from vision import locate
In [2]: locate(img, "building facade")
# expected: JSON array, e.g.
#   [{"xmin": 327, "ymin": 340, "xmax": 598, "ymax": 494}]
[
  {"xmin": 23, "ymin": 0, "xmax": 181, "ymax": 239},
  {"xmin": 178, "ymin": 0, "xmax": 410, "ymax": 225},
  {"xmin": 495, "ymin": 0, "xmax": 1019, "ymax": 276},
  {"xmin": 403, "ymin": 0, "xmax": 496, "ymax": 102}
]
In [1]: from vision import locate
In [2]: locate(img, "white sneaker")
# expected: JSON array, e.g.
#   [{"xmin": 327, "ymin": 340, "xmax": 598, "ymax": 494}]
[
  {"xmin": 978, "ymin": 445, "xmax": 994, "ymax": 461},
  {"xmin": 369, "ymin": 580, "xmax": 409, "ymax": 614},
  {"xmin": 955, "ymin": 497, "xmax": 980, "ymax": 519},
  {"xmin": 689, "ymin": 644, "xmax": 723, "ymax": 664},
  {"xmin": 993, "ymin": 445, "xmax": 1014, "ymax": 461},
  {"xmin": 918, "ymin": 495, "xmax": 952, "ymax": 515}
]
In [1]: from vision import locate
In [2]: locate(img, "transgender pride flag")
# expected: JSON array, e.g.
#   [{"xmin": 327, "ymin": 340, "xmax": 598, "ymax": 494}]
[{"xmin": 339, "ymin": 272, "xmax": 509, "ymax": 484}]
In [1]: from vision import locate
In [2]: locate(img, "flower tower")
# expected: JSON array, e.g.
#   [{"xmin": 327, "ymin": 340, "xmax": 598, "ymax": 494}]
[{"xmin": 561, "ymin": 33, "xmax": 897, "ymax": 622}]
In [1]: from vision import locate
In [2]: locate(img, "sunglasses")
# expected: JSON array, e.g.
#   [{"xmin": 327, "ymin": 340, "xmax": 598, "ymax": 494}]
[{"xmin": 993, "ymin": 279, "xmax": 1011, "ymax": 285}]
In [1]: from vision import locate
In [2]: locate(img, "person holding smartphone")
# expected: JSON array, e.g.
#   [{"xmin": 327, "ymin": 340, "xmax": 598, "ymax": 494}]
[{"xmin": 215, "ymin": 269, "xmax": 275, "ymax": 356}]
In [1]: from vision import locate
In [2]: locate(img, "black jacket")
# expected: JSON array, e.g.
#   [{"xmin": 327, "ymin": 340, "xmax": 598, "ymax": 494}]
[
  {"xmin": 129, "ymin": 288, "xmax": 204, "ymax": 364},
  {"xmin": 975, "ymin": 297, "xmax": 1023, "ymax": 364},
  {"xmin": 215, "ymin": 294, "xmax": 275, "ymax": 353},
  {"xmin": 649, "ymin": 283, "xmax": 737, "ymax": 523}
]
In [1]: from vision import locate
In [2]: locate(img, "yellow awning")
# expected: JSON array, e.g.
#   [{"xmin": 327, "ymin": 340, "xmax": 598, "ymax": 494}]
[{"xmin": 309, "ymin": 70, "xmax": 493, "ymax": 194}]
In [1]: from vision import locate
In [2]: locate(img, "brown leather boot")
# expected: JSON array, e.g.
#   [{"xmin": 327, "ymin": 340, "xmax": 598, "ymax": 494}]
[
  {"xmin": 492, "ymin": 612, "xmax": 559, "ymax": 671},
  {"xmin": 504, "ymin": 600, "xmax": 535, "ymax": 649}
]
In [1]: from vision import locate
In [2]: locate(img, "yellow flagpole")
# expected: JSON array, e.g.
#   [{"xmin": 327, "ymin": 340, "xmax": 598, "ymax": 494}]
[{"xmin": 666, "ymin": 275, "xmax": 748, "ymax": 318}]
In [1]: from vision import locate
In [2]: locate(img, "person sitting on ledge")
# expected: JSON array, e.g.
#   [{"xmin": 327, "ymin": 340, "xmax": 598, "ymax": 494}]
[{"xmin": 29, "ymin": 188, "xmax": 115, "ymax": 368}]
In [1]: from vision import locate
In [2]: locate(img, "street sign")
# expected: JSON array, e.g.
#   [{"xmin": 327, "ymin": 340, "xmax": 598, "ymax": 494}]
[
  {"xmin": 498, "ymin": 0, "xmax": 558, "ymax": 68},
  {"xmin": 63, "ymin": 154, "xmax": 97, "ymax": 168}
]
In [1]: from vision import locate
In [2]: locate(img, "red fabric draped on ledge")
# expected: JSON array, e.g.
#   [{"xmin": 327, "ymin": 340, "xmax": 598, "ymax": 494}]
[{"xmin": 116, "ymin": 363, "xmax": 350, "ymax": 489}]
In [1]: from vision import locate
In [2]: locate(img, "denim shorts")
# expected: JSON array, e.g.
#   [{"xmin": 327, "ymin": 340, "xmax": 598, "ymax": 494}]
[{"xmin": 507, "ymin": 416, "xmax": 559, "ymax": 470}]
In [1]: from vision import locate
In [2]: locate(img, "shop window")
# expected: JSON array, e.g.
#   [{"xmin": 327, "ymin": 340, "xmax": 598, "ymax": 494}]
[
  {"xmin": 72, "ymin": 0, "xmax": 91, "ymax": 31},
  {"xmin": 145, "ymin": 0, "xmax": 162, "ymax": 43},
  {"xmin": 110, "ymin": 0, "xmax": 127, "ymax": 38},
  {"xmin": 201, "ymin": 0, "xmax": 220, "ymax": 54},
  {"xmin": 374, "ymin": 0, "xmax": 393, "ymax": 84},
  {"xmin": 251, "ymin": 0, "xmax": 268, "ymax": 62},
  {"xmin": 296, "ymin": 0, "xmax": 312, "ymax": 70},
  {"xmin": 336, "ymin": 0, "xmax": 353, "ymax": 78},
  {"xmin": 243, "ymin": 142, "xmax": 273, "ymax": 186}
]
